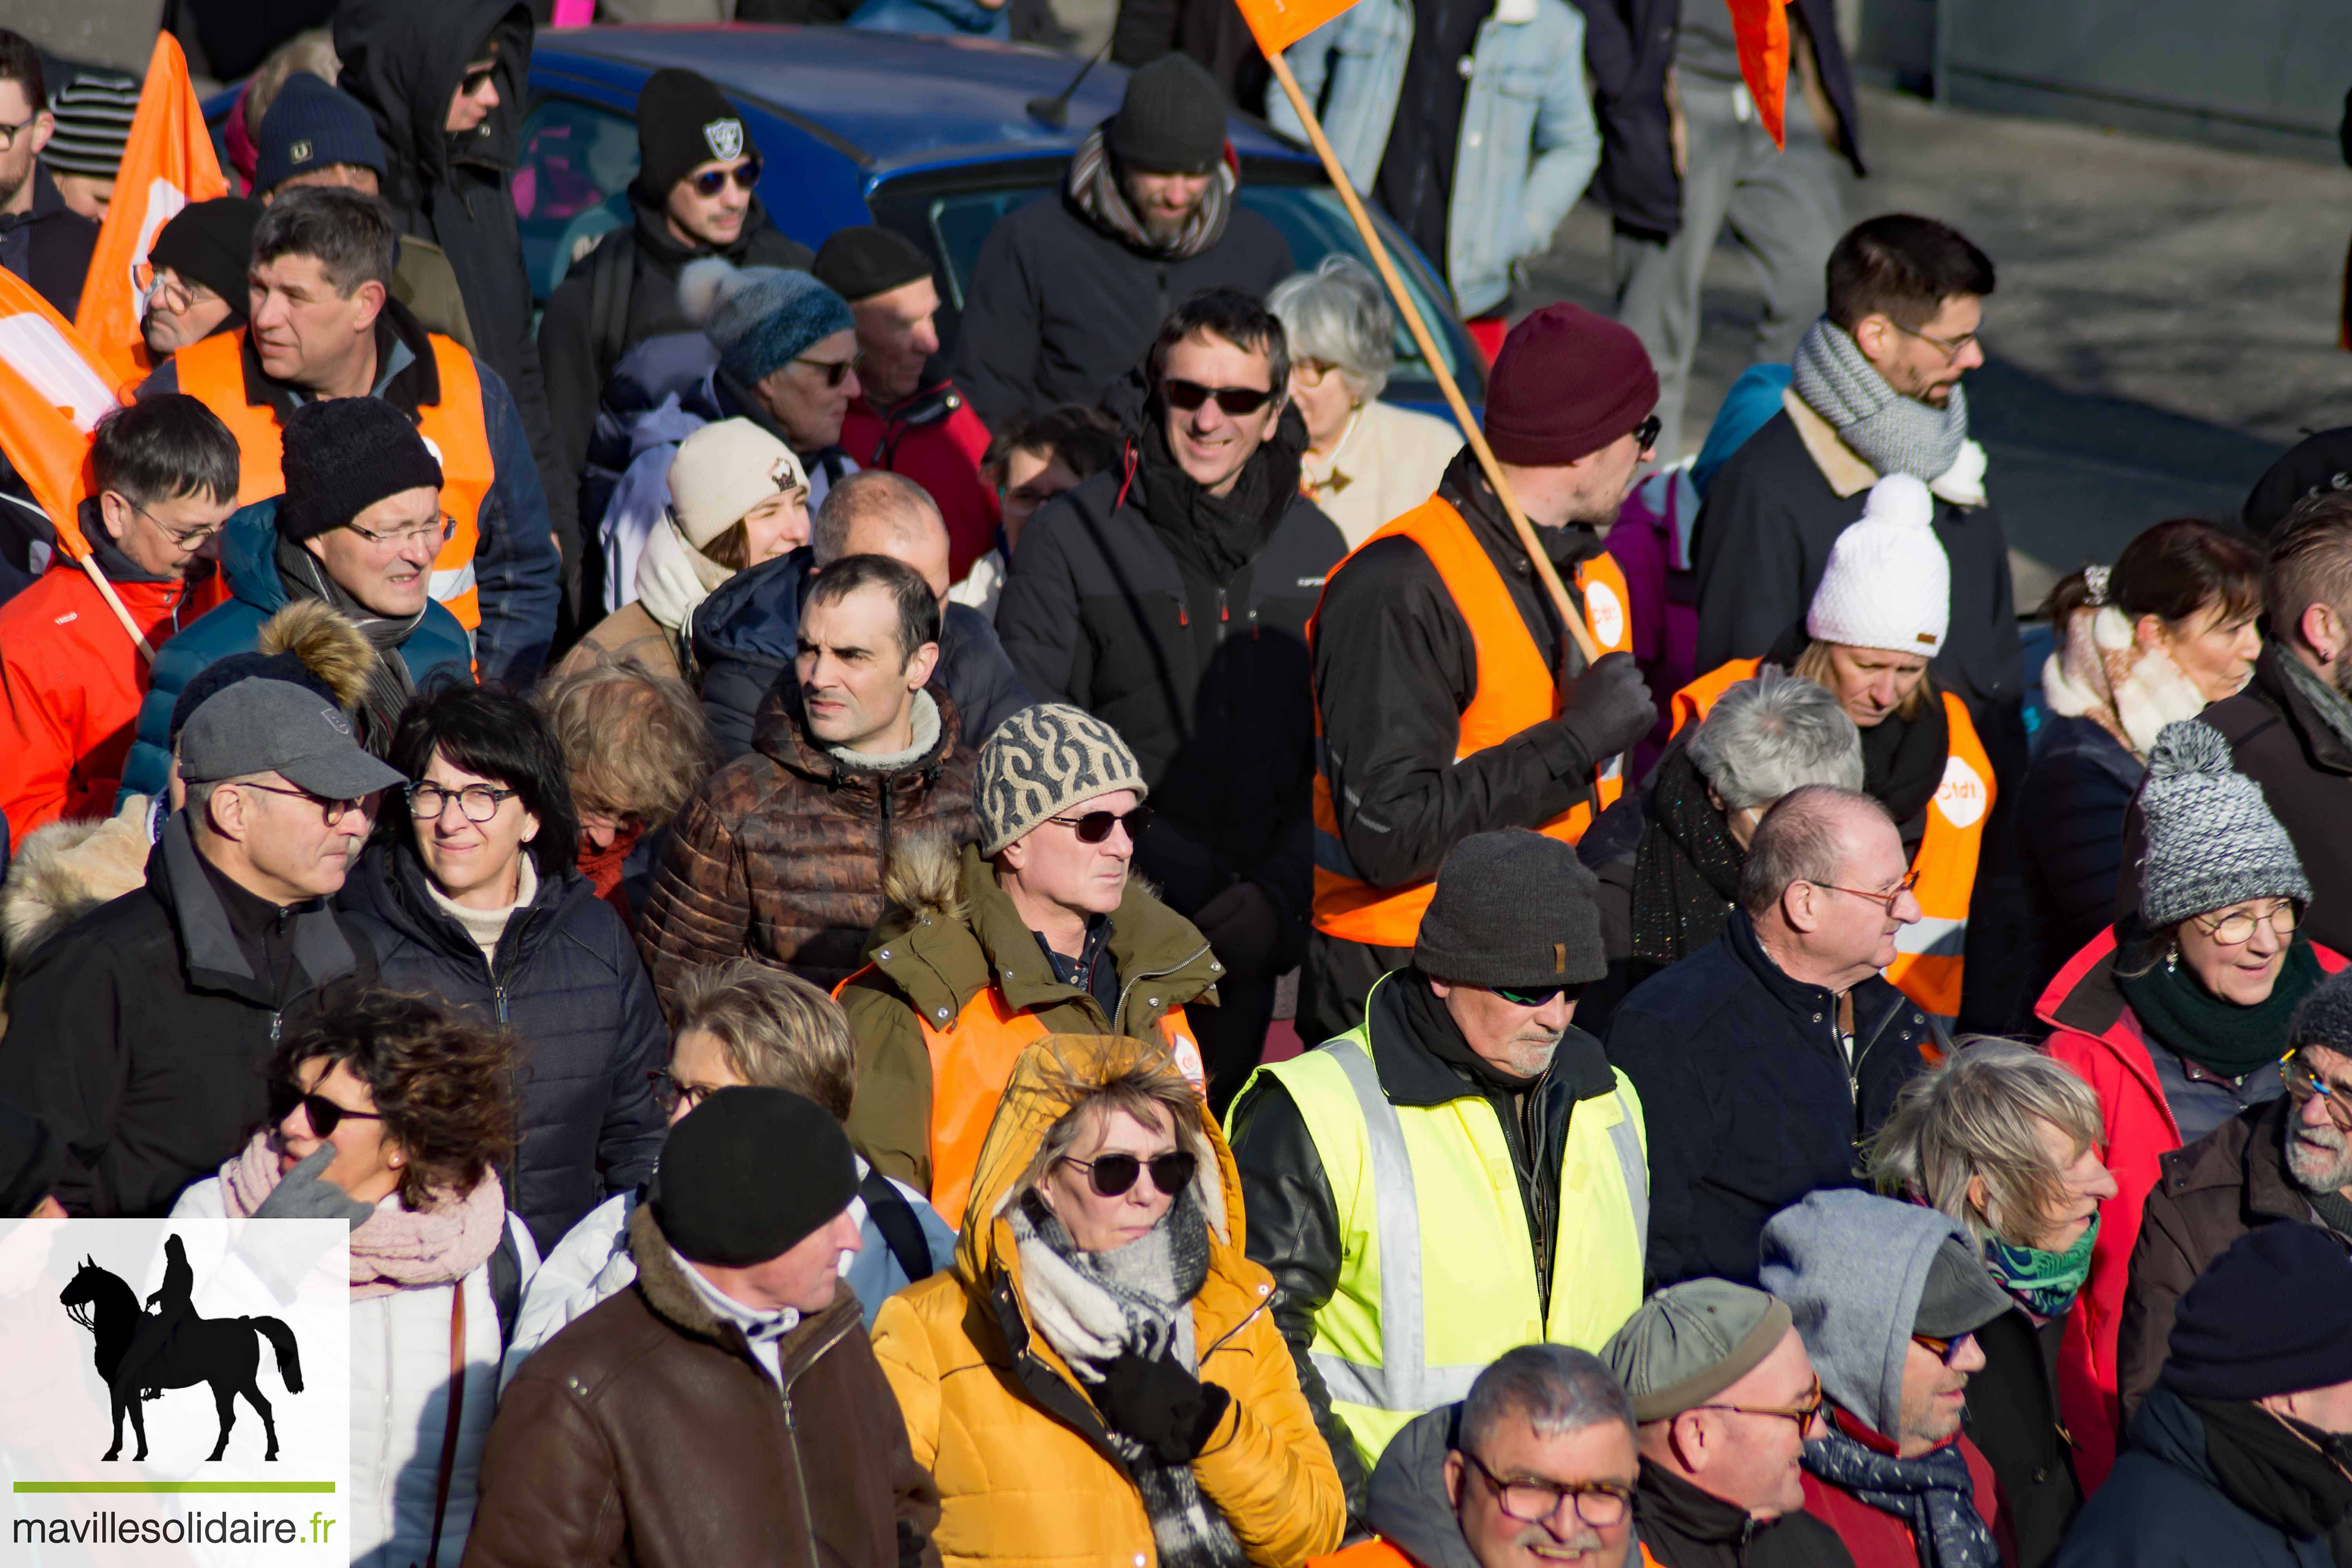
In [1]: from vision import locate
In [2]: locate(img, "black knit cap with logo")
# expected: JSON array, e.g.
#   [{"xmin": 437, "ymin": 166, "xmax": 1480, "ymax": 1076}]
[
  {"xmin": 278, "ymin": 397, "xmax": 442, "ymax": 543},
  {"xmin": 636, "ymin": 67, "xmax": 753, "ymax": 200},
  {"xmin": 1414, "ymin": 828, "xmax": 1607, "ymax": 991}
]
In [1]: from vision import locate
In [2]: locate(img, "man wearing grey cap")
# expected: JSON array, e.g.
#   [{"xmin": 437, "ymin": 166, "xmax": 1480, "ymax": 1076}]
[
  {"xmin": 1601, "ymin": 1280, "xmax": 1857, "ymax": 1568},
  {"xmin": 1759, "ymin": 1190, "xmax": 2013, "ymax": 1568},
  {"xmin": 1228, "ymin": 828, "xmax": 1650, "ymax": 1515},
  {"xmin": 0, "ymin": 679, "xmax": 399, "ymax": 1217}
]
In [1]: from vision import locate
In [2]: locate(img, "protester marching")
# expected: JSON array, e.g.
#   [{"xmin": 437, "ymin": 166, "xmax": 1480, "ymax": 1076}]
[{"xmin": 0, "ymin": 4, "xmax": 2339, "ymax": 1568}]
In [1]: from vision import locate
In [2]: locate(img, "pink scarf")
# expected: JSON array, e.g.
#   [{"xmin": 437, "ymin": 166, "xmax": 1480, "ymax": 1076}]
[{"xmin": 219, "ymin": 1134, "xmax": 508, "ymax": 1301}]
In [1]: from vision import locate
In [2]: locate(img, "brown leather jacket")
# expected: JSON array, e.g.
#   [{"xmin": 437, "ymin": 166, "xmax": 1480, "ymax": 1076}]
[
  {"xmin": 463, "ymin": 1203, "xmax": 942, "ymax": 1568},
  {"xmin": 636, "ymin": 682, "xmax": 979, "ymax": 1007}
]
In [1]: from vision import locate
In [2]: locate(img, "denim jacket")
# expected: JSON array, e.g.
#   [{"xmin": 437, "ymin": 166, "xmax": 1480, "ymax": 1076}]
[{"xmin": 1268, "ymin": 0, "xmax": 1599, "ymax": 316}]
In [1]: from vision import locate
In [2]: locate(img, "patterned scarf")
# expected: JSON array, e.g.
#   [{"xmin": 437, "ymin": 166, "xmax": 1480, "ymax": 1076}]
[
  {"xmin": 1011, "ymin": 1188, "xmax": 1247, "ymax": 1568},
  {"xmin": 1982, "ymin": 1217, "xmax": 2097, "ymax": 1318},
  {"xmin": 1067, "ymin": 127, "xmax": 1235, "ymax": 261},
  {"xmin": 1790, "ymin": 318, "xmax": 1971, "ymax": 485},
  {"xmin": 219, "ymin": 1132, "xmax": 506, "ymax": 1301},
  {"xmin": 1803, "ymin": 1426, "xmax": 2000, "ymax": 1568}
]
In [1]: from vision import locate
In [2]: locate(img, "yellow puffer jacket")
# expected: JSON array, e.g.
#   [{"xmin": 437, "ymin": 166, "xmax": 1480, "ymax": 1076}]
[{"xmin": 872, "ymin": 1034, "xmax": 1346, "ymax": 1568}]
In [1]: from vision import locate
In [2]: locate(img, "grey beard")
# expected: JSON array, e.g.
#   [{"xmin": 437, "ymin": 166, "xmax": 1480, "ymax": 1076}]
[{"xmin": 2284, "ymin": 1120, "xmax": 2352, "ymax": 1196}]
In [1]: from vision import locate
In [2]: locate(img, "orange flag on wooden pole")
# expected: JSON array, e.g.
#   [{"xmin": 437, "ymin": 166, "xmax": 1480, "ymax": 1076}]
[
  {"xmin": 74, "ymin": 33, "xmax": 228, "ymax": 393},
  {"xmin": 1728, "ymin": 0, "xmax": 1791, "ymax": 148}
]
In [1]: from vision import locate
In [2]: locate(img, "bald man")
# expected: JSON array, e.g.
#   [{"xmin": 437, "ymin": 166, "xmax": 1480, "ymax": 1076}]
[{"xmin": 695, "ymin": 470, "xmax": 1033, "ymax": 759}]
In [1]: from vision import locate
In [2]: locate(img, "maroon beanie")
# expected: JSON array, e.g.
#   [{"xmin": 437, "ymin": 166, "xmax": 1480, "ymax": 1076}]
[{"xmin": 1482, "ymin": 303, "xmax": 1659, "ymax": 466}]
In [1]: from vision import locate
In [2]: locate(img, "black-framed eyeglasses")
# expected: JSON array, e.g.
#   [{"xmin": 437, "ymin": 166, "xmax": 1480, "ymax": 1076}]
[
  {"xmin": 690, "ymin": 156, "xmax": 763, "ymax": 196},
  {"xmin": 1632, "ymin": 414, "xmax": 1662, "ymax": 452},
  {"xmin": 1058, "ymin": 1149, "xmax": 1197, "ymax": 1198},
  {"xmin": 407, "ymin": 782, "xmax": 519, "ymax": 823},
  {"xmin": 1044, "ymin": 805, "xmax": 1151, "ymax": 845},
  {"xmin": 1162, "ymin": 378, "xmax": 1274, "ymax": 417},
  {"xmin": 121, "ymin": 495, "xmax": 226, "ymax": 550},
  {"xmin": 793, "ymin": 349, "xmax": 863, "ymax": 388},
  {"xmin": 1889, "ymin": 319, "xmax": 1978, "ymax": 361},
  {"xmin": 346, "ymin": 513, "xmax": 457, "ymax": 550},
  {"xmin": 646, "ymin": 1069, "xmax": 724, "ymax": 1118},
  {"xmin": 236, "ymin": 780, "xmax": 368, "ymax": 826},
  {"xmin": 1809, "ymin": 868, "xmax": 1923, "ymax": 916},
  {"xmin": 1913, "ymin": 1330, "xmax": 1978, "ymax": 1366},
  {"xmin": 1492, "ymin": 982, "xmax": 1581, "ymax": 1008},
  {"xmin": 1690, "ymin": 1374, "xmax": 1826, "ymax": 1433},
  {"xmin": 0, "ymin": 111, "xmax": 40, "ymax": 152},
  {"xmin": 1459, "ymin": 1450, "xmax": 1634, "ymax": 1530},
  {"xmin": 269, "ymin": 1079, "xmax": 384, "ymax": 1138},
  {"xmin": 2282, "ymin": 1050, "xmax": 2352, "ymax": 1131}
]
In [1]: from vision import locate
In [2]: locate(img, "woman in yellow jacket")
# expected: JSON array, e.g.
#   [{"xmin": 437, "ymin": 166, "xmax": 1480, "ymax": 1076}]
[{"xmin": 872, "ymin": 1034, "xmax": 1346, "ymax": 1568}]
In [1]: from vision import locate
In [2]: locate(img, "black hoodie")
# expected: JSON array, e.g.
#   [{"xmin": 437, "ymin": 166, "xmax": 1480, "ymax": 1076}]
[{"xmin": 334, "ymin": 0, "xmax": 578, "ymax": 599}]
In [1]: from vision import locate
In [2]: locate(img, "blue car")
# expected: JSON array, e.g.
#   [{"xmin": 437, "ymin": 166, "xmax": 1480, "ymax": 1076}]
[{"xmin": 517, "ymin": 25, "xmax": 1483, "ymax": 410}]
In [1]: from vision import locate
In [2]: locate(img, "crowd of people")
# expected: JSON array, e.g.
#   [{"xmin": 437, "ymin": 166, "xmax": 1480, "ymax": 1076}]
[{"xmin": 0, "ymin": 5, "xmax": 2347, "ymax": 1567}]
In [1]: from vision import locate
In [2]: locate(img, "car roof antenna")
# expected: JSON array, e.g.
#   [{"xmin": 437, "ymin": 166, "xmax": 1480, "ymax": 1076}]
[{"xmin": 1027, "ymin": 42, "xmax": 1112, "ymax": 129}]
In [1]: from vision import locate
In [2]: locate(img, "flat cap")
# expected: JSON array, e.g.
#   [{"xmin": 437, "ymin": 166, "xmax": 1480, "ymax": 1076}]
[{"xmin": 1601, "ymin": 1279, "xmax": 1793, "ymax": 1423}]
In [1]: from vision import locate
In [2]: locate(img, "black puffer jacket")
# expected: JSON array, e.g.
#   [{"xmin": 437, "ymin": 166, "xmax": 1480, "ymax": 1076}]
[
  {"xmin": 2024, "ymin": 713, "xmax": 2142, "ymax": 993},
  {"xmin": 1604, "ymin": 908, "xmax": 1937, "ymax": 1287},
  {"xmin": 336, "ymin": 0, "xmax": 575, "ymax": 587},
  {"xmin": 691, "ymin": 547, "xmax": 1032, "ymax": 762},
  {"xmin": 338, "ymin": 841, "xmax": 668, "ymax": 1254},
  {"xmin": 996, "ymin": 408, "xmax": 1344, "ymax": 937}
]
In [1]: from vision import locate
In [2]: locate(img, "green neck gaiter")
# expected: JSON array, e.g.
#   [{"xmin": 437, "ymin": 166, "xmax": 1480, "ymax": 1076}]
[{"xmin": 2117, "ymin": 938, "xmax": 2323, "ymax": 1079}]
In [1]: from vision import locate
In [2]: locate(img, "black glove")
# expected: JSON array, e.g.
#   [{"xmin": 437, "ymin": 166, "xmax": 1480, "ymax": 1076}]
[
  {"xmin": 1552, "ymin": 650, "xmax": 1657, "ymax": 771},
  {"xmin": 1093, "ymin": 1346, "xmax": 1233, "ymax": 1463},
  {"xmin": 1193, "ymin": 880, "xmax": 1287, "ymax": 984}
]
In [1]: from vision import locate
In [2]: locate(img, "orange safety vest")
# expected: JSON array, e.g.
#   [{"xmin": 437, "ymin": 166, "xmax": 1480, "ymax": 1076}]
[
  {"xmin": 831, "ymin": 970, "xmax": 1201, "ymax": 1228},
  {"xmin": 1310, "ymin": 1535, "xmax": 1663, "ymax": 1568},
  {"xmin": 1669, "ymin": 657, "xmax": 1995, "ymax": 1016},
  {"xmin": 172, "ymin": 327, "xmax": 497, "ymax": 632},
  {"xmin": 1309, "ymin": 495, "xmax": 1633, "ymax": 948}
]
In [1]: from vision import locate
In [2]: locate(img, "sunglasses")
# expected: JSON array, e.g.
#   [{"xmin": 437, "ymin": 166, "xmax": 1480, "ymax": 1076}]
[
  {"xmin": 794, "ymin": 349, "xmax": 864, "ymax": 388},
  {"xmin": 1633, "ymin": 413, "xmax": 1662, "ymax": 452},
  {"xmin": 1492, "ymin": 982, "xmax": 1581, "ymax": 1007},
  {"xmin": 690, "ymin": 156, "xmax": 763, "ymax": 197},
  {"xmin": 1060, "ymin": 1150, "xmax": 1198, "ymax": 1198},
  {"xmin": 459, "ymin": 65, "xmax": 497, "ymax": 98},
  {"xmin": 1912, "ymin": 1331, "xmax": 1977, "ymax": 1365},
  {"xmin": 269, "ymin": 1079, "xmax": 384, "ymax": 1139},
  {"xmin": 1162, "ymin": 378, "xmax": 1274, "ymax": 416},
  {"xmin": 1045, "ymin": 805, "xmax": 1152, "ymax": 845}
]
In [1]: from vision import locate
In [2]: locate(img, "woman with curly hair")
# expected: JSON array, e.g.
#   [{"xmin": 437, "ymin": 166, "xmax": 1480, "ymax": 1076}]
[{"xmin": 171, "ymin": 981, "xmax": 537, "ymax": 1567}]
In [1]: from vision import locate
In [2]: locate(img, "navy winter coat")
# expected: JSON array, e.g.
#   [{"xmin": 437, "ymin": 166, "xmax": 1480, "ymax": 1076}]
[
  {"xmin": 338, "ymin": 841, "xmax": 668, "ymax": 1254},
  {"xmin": 2022, "ymin": 713, "xmax": 2142, "ymax": 992}
]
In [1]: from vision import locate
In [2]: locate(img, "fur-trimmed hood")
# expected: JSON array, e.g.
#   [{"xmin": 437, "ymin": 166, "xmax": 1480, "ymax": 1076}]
[
  {"xmin": 256, "ymin": 600, "xmax": 379, "ymax": 716},
  {"xmin": 2043, "ymin": 604, "xmax": 2214, "ymax": 761},
  {"xmin": 0, "ymin": 795, "xmax": 154, "ymax": 971}
]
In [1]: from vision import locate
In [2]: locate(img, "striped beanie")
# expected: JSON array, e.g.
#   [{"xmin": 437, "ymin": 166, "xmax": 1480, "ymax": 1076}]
[
  {"xmin": 45, "ymin": 70, "xmax": 140, "ymax": 179},
  {"xmin": 2138, "ymin": 719, "xmax": 2310, "ymax": 928},
  {"xmin": 975, "ymin": 704, "xmax": 1147, "ymax": 856}
]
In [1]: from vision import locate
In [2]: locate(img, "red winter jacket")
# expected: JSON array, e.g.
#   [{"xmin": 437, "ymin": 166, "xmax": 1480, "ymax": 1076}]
[
  {"xmin": 1801, "ymin": 1407, "xmax": 2012, "ymax": 1568},
  {"xmin": 837, "ymin": 376, "xmax": 1001, "ymax": 583},
  {"xmin": 0, "ymin": 557, "xmax": 225, "ymax": 835},
  {"xmin": 2035, "ymin": 926, "xmax": 2350, "ymax": 1492}
]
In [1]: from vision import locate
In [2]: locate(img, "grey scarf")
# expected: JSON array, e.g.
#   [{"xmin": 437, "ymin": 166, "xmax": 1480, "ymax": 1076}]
[
  {"xmin": 2274, "ymin": 640, "xmax": 2352, "ymax": 755},
  {"xmin": 1011, "ymin": 1189, "xmax": 1247, "ymax": 1568},
  {"xmin": 1067, "ymin": 127, "xmax": 1234, "ymax": 261},
  {"xmin": 274, "ymin": 532, "xmax": 421, "ymax": 753},
  {"xmin": 1790, "ymin": 317, "xmax": 1970, "ymax": 484}
]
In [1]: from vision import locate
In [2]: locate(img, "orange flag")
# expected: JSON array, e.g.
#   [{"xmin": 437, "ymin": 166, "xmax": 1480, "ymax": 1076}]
[
  {"xmin": 1728, "ymin": 0, "xmax": 1791, "ymax": 149},
  {"xmin": 1233, "ymin": 0, "xmax": 1360, "ymax": 58},
  {"xmin": 0, "ymin": 268, "xmax": 127, "ymax": 559},
  {"xmin": 74, "ymin": 33, "xmax": 227, "ymax": 393}
]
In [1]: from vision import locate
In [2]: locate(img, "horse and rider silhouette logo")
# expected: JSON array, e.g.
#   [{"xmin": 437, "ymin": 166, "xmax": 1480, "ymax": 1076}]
[{"xmin": 59, "ymin": 1236, "xmax": 303, "ymax": 1464}]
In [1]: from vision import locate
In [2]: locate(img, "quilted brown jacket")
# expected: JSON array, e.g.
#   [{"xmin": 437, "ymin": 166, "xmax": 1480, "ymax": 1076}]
[{"xmin": 635, "ymin": 682, "xmax": 979, "ymax": 1009}]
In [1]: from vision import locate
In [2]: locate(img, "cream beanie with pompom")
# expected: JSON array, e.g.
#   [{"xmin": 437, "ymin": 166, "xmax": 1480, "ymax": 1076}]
[
  {"xmin": 1806, "ymin": 473, "xmax": 1951, "ymax": 656},
  {"xmin": 666, "ymin": 418, "xmax": 808, "ymax": 550}
]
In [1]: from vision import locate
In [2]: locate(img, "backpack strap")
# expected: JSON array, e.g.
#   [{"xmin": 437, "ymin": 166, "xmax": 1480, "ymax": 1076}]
[
  {"xmin": 486, "ymin": 1225, "xmax": 523, "ymax": 1348},
  {"xmin": 586, "ymin": 232, "xmax": 634, "ymax": 389},
  {"xmin": 858, "ymin": 1165, "xmax": 934, "ymax": 1288}
]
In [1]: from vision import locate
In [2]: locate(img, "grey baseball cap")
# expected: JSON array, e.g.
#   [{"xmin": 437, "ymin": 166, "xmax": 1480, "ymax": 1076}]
[
  {"xmin": 178, "ymin": 678, "xmax": 405, "ymax": 799},
  {"xmin": 1914, "ymin": 1235, "xmax": 2013, "ymax": 1339}
]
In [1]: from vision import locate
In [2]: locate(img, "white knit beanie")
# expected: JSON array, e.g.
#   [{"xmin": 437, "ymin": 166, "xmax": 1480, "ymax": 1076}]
[
  {"xmin": 1806, "ymin": 474, "xmax": 1952, "ymax": 656},
  {"xmin": 666, "ymin": 418, "xmax": 808, "ymax": 550}
]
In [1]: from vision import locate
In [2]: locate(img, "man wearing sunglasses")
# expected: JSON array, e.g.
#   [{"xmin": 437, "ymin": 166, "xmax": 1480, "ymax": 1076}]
[
  {"xmin": 539, "ymin": 67, "xmax": 812, "ymax": 542},
  {"xmin": 1305, "ymin": 301, "xmax": 1660, "ymax": 1044},
  {"xmin": 1601, "ymin": 1280, "xmax": 1856, "ymax": 1568},
  {"xmin": 0, "ymin": 676, "xmax": 397, "ymax": 1218},
  {"xmin": 1761, "ymin": 1192, "xmax": 2011, "ymax": 1568},
  {"xmin": 2120, "ymin": 971, "xmax": 2352, "ymax": 1432},
  {"xmin": 1230, "ymin": 829, "xmax": 1649, "ymax": 1515},
  {"xmin": 998, "ymin": 287, "xmax": 1345, "ymax": 1107},
  {"xmin": 0, "ymin": 397, "xmax": 238, "ymax": 836}
]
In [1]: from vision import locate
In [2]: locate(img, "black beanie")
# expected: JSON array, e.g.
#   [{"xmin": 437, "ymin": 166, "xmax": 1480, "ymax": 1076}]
[
  {"xmin": 636, "ymin": 68, "xmax": 754, "ymax": 201},
  {"xmin": 653, "ymin": 1087, "xmax": 858, "ymax": 1267},
  {"xmin": 1104, "ymin": 54, "xmax": 1227, "ymax": 176},
  {"xmin": 278, "ymin": 397, "xmax": 443, "ymax": 543},
  {"xmin": 813, "ymin": 225, "xmax": 933, "ymax": 304},
  {"xmin": 1414, "ymin": 829, "xmax": 1607, "ymax": 991},
  {"xmin": 147, "ymin": 197, "xmax": 265, "ymax": 323},
  {"xmin": 2161, "ymin": 1223, "xmax": 2352, "ymax": 1401}
]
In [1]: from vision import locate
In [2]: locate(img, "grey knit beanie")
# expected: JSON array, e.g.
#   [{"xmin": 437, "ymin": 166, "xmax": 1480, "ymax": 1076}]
[
  {"xmin": 1414, "ymin": 829, "xmax": 1606, "ymax": 990},
  {"xmin": 2138, "ymin": 719, "xmax": 2310, "ymax": 929},
  {"xmin": 2290, "ymin": 969, "xmax": 2352, "ymax": 1054},
  {"xmin": 975, "ymin": 704, "xmax": 1148, "ymax": 856}
]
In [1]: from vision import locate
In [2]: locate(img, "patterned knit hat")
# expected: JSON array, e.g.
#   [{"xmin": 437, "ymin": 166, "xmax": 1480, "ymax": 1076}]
[
  {"xmin": 677, "ymin": 259, "xmax": 854, "ymax": 390},
  {"xmin": 975, "ymin": 704, "xmax": 1148, "ymax": 856},
  {"xmin": 2138, "ymin": 719, "xmax": 2310, "ymax": 928},
  {"xmin": 1807, "ymin": 473, "xmax": 1951, "ymax": 656}
]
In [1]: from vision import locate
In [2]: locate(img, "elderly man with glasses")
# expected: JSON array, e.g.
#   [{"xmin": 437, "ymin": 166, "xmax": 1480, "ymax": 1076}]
[
  {"xmin": 118, "ymin": 395, "xmax": 477, "ymax": 806},
  {"xmin": 1608, "ymin": 785, "xmax": 1944, "ymax": 1289},
  {"xmin": 1229, "ymin": 828, "xmax": 1651, "ymax": 1523}
]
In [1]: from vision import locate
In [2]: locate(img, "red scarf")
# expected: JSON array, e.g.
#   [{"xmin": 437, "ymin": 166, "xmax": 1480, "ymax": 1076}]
[{"xmin": 577, "ymin": 820, "xmax": 646, "ymax": 923}]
